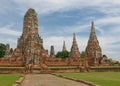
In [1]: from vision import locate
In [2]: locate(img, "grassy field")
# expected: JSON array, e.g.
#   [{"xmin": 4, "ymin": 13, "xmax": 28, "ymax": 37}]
[
  {"xmin": 56, "ymin": 72, "xmax": 120, "ymax": 86},
  {"xmin": 0, "ymin": 74, "xmax": 20, "ymax": 86}
]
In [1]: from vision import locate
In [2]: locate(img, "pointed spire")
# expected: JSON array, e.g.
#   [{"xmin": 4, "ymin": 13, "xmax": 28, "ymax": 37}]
[
  {"xmin": 62, "ymin": 41, "xmax": 67, "ymax": 51},
  {"xmin": 89, "ymin": 21, "xmax": 98, "ymax": 42},
  {"xmin": 69, "ymin": 33, "xmax": 80, "ymax": 59},
  {"xmin": 72, "ymin": 33, "xmax": 77, "ymax": 47},
  {"xmin": 91, "ymin": 21, "xmax": 95, "ymax": 33},
  {"xmin": 85, "ymin": 21, "xmax": 102, "ymax": 66},
  {"xmin": 73, "ymin": 33, "xmax": 76, "ymax": 42}
]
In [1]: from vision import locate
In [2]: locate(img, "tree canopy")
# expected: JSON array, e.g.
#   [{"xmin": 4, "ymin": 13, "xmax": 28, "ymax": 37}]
[
  {"xmin": 80, "ymin": 51, "xmax": 85, "ymax": 58},
  {"xmin": 56, "ymin": 51, "xmax": 69, "ymax": 58},
  {"xmin": 0, "ymin": 43, "xmax": 6, "ymax": 58}
]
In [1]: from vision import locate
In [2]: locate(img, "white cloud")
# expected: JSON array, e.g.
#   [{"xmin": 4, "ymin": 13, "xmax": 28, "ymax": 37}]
[
  {"xmin": 0, "ymin": 37, "xmax": 17, "ymax": 49},
  {"xmin": 0, "ymin": 25, "xmax": 21, "ymax": 36},
  {"xmin": 0, "ymin": 24, "xmax": 21, "ymax": 49},
  {"xmin": 45, "ymin": 23, "xmax": 90, "ymax": 36},
  {"xmin": 0, "ymin": 0, "xmax": 119, "ymax": 16},
  {"xmin": 10, "ymin": 0, "xmax": 120, "ymax": 16},
  {"xmin": 96, "ymin": 16, "xmax": 120, "ymax": 25},
  {"xmin": 57, "ymin": 24, "xmax": 89, "ymax": 35}
]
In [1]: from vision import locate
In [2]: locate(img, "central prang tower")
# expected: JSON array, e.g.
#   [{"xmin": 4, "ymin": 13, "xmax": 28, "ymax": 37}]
[
  {"xmin": 17, "ymin": 8, "xmax": 47, "ymax": 65},
  {"xmin": 85, "ymin": 22, "xmax": 102, "ymax": 66}
]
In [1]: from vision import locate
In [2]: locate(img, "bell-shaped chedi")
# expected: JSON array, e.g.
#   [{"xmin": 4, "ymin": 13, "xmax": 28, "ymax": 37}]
[
  {"xmin": 69, "ymin": 33, "xmax": 80, "ymax": 60},
  {"xmin": 16, "ymin": 8, "xmax": 48, "ymax": 65},
  {"xmin": 85, "ymin": 21, "xmax": 102, "ymax": 66}
]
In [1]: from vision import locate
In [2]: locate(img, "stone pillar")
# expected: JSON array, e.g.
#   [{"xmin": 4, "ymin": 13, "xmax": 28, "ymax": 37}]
[{"xmin": 5, "ymin": 44, "xmax": 10, "ymax": 58}]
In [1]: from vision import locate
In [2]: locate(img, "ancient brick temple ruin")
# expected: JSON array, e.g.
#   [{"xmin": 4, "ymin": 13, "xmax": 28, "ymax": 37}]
[
  {"xmin": 17, "ymin": 8, "xmax": 49, "ymax": 65},
  {"xmin": 69, "ymin": 33, "xmax": 80, "ymax": 60},
  {"xmin": 0, "ymin": 8, "xmax": 109, "ymax": 67},
  {"xmin": 85, "ymin": 22, "xmax": 108, "ymax": 66}
]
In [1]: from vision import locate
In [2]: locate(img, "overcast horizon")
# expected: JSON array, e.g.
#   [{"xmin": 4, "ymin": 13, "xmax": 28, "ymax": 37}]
[{"xmin": 0, "ymin": 0, "xmax": 120, "ymax": 61}]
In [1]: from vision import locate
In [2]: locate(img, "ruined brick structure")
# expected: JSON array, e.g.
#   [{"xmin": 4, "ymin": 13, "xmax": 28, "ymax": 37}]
[
  {"xmin": 85, "ymin": 22, "xmax": 102, "ymax": 66},
  {"xmin": 5, "ymin": 44, "xmax": 10, "ymax": 58},
  {"xmin": 62, "ymin": 41, "xmax": 67, "ymax": 51},
  {"xmin": 69, "ymin": 33, "xmax": 80, "ymax": 60},
  {"xmin": 16, "ymin": 8, "xmax": 48, "ymax": 65},
  {"xmin": 0, "ymin": 8, "xmax": 110, "ymax": 67},
  {"xmin": 50, "ymin": 45, "xmax": 55, "ymax": 58},
  {"xmin": 45, "ymin": 33, "xmax": 80, "ymax": 66}
]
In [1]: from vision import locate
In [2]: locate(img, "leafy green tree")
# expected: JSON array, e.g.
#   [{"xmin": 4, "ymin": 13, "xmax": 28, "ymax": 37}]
[
  {"xmin": 56, "ymin": 51, "xmax": 69, "ymax": 58},
  {"xmin": 80, "ymin": 51, "xmax": 85, "ymax": 58},
  {"xmin": 0, "ymin": 43, "xmax": 6, "ymax": 58}
]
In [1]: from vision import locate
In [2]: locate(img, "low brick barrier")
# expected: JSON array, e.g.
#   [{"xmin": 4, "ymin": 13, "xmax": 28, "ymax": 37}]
[
  {"xmin": 1, "ymin": 66, "xmax": 120, "ymax": 74},
  {"xmin": 0, "ymin": 67, "xmax": 24, "ymax": 73}
]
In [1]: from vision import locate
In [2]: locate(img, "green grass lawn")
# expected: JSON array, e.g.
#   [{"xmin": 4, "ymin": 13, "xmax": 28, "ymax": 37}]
[
  {"xmin": 0, "ymin": 74, "xmax": 20, "ymax": 86},
  {"xmin": 56, "ymin": 72, "xmax": 120, "ymax": 86}
]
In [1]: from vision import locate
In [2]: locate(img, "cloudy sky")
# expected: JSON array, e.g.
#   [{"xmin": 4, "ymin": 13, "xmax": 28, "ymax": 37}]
[{"xmin": 0, "ymin": 0, "xmax": 120, "ymax": 61}]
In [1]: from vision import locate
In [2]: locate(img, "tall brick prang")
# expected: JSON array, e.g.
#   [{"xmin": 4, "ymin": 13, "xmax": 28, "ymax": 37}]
[
  {"xmin": 69, "ymin": 33, "xmax": 80, "ymax": 60},
  {"xmin": 16, "ymin": 8, "xmax": 48, "ymax": 65},
  {"xmin": 85, "ymin": 21, "xmax": 102, "ymax": 66}
]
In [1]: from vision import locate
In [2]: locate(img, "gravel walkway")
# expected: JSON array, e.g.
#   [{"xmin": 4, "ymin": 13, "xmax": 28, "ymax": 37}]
[{"xmin": 21, "ymin": 74, "xmax": 89, "ymax": 86}]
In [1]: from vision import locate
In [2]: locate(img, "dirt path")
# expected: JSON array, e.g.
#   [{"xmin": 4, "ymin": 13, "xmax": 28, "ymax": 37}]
[{"xmin": 21, "ymin": 74, "xmax": 88, "ymax": 86}]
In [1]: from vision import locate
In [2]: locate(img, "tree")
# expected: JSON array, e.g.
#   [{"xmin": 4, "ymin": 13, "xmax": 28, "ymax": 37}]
[
  {"xmin": 0, "ymin": 43, "xmax": 6, "ymax": 58},
  {"xmin": 80, "ymin": 51, "xmax": 85, "ymax": 58},
  {"xmin": 56, "ymin": 51, "xmax": 69, "ymax": 58}
]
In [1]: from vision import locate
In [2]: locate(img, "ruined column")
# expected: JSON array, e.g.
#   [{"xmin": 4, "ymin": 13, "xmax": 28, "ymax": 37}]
[{"xmin": 50, "ymin": 45, "xmax": 55, "ymax": 58}]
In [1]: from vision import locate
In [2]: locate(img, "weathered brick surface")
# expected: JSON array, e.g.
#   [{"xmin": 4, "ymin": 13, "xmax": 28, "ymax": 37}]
[{"xmin": 85, "ymin": 22, "xmax": 102, "ymax": 66}]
